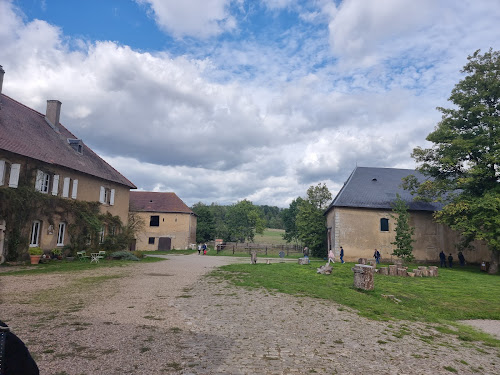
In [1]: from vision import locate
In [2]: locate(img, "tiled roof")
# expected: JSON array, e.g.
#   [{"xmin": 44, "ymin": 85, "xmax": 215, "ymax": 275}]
[
  {"xmin": 129, "ymin": 191, "xmax": 193, "ymax": 214},
  {"xmin": 0, "ymin": 94, "xmax": 136, "ymax": 188},
  {"xmin": 326, "ymin": 166, "xmax": 443, "ymax": 213}
]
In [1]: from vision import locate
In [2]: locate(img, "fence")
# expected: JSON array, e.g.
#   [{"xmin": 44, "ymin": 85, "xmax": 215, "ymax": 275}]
[{"xmin": 212, "ymin": 242, "xmax": 303, "ymax": 256}]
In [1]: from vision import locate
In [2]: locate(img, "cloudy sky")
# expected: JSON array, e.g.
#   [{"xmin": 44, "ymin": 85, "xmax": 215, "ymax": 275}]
[{"xmin": 1, "ymin": 0, "xmax": 500, "ymax": 207}]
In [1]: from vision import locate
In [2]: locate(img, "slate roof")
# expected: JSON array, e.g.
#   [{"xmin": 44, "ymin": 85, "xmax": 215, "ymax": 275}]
[
  {"xmin": 0, "ymin": 94, "xmax": 136, "ymax": 188},
  {"xmin": 325, "ymin": 166, "xmax": 443, "ymax": 213},
  {"xmin": 129, "ymin": 191, "xmax": 194, "ymax": 214}
]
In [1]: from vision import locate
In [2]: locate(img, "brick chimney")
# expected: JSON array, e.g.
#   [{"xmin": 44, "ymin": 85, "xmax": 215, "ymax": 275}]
[{"xmin": 45, "ymin": 100, "xmax": 62, "ymax": 131}]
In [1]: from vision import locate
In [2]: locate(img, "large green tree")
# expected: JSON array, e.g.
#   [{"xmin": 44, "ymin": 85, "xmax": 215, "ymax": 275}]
[
  {"xmin": 281, "ymin": 197, "xmax": 304, "ymax": 245},
  {"xmin": 296, "ymin": 183, "xmax": 332, "ymax": 257},
  {"xmin": 226, "ymin": 199, "xmax": 265, "ymax": 242},
  {"xmin": 404, "ymin": 49, "xmax": 500, "ymax": 273},
  {"xmin": 191, "ymin": 202, "xmax": 216, "ymax": 242}
]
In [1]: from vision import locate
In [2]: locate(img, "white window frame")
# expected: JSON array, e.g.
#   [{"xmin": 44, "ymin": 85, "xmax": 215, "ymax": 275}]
[
  {"xmin": 0, "ymin": 160, "xmax": 5, "ymax": 186},
  {"xmin": 57, "ymin": 222, "xmax": 66, "ymax": 246},
  {"xmin": 52, "ymin": 174, "xmax": 60, "ymax": 196},
  {"xmin": 110, "ymin": 189, "xmax": 115, "ymax": 206},
  {"xmin": 30, "ymin": 220, "xmax": 41, "ymax": 247},
  {"xmin": 8, "ymin": 163, "xmax": 20, "ymax": 188},
  {"xmin": 35, "ymin": 170, "xmax": 50, "ymax": 193},
  {"xmin": 99, "ymin": 226, "xmax": 105, "ymax": 244},
  {"xmin": 71, "ymin": 179, "xmax": 78, "ymax": 199}
]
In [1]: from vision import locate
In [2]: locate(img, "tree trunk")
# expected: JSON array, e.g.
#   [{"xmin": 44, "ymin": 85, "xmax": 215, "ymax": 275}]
[{"xmin": 488, "ymin": 251, "xmax": 499, "ymax": 274}]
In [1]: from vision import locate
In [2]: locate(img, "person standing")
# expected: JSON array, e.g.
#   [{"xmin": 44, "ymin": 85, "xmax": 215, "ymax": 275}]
[
  {"xmin": 303, "ymin": 246, "xmax": 309, "ymax": 258},
  {"xmin": 198, "ymin": 244, "xmax": 201, "ymax": 255},
  {"xmin": 458, "ymin": 251, "xmax": 465, "ymax": 266},
  {"xmin": 328, "ymin": 249, "xmax": 335, "ymax": 264},
  {"xmin": 340, "ymin": 246, "xmax": 345, "ymax": 264},
  {"xmin": 374, "ymin": 249, "xmax": 381, "ymax": 264},
  {"xmin": 439, "ymin": 250, "xmax": 447, "ymax": 267},
  {"xmin": 448, "ymin": 253, "xmax": 453, "ymax": 268}
]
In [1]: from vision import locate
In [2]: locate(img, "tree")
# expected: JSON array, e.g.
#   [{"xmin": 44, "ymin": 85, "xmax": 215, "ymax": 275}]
[
  {"xmin": 296, "ymin": 183, "xmax": 332, "ymax": 257},
  {"xmin": 191, "ymin": 202, "xmax": 215, "ymax": 243},
  {"xmin": 226, "ymin": 200, "xmax": 265, "ymax": 242},
  {"xmin": 390, "ymin": 195, "xmax": 415, "ymax": 262},
  {"xmin": 405, "ymin": 49, "xmax": 500, "ymax": 273},
  {"xmin": 282, "ymin": 197, "xmax": 304, "ymax": 245}
]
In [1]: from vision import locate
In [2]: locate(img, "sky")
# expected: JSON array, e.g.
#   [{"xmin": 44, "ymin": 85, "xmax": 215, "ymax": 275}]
[{"xmin": 1, "ymin": 0, "xmax": 500, "ymax": 208}]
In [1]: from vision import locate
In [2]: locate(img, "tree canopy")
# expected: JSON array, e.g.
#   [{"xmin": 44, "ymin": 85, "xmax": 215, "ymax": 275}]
[{"xmin": 404, "ymin": 49, "xmax": 500, "ymax": 273}]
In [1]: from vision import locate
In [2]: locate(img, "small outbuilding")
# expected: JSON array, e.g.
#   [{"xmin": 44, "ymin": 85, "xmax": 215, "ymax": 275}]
[{"xmin": 129, "ymin": 191, "xmax": 197, "ymax": 251}]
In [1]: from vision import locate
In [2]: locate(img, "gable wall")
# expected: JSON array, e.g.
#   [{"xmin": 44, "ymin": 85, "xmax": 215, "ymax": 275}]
[
  {"xmin": 132, "ymin": 211, "xmax": 197, "ymax": 250},
  {"xmin": 326, "ymin": 206, "xmax": 490, "ymax": 264}
]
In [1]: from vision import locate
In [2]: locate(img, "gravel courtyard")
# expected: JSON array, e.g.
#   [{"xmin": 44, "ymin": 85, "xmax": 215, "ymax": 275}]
[{"xmin": 1, "ymin": 254, "xmax": 499, "ymax": 374}]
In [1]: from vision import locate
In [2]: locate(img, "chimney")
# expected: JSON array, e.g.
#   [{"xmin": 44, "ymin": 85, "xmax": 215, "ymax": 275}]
[
  {"xmin": 0, "ymin": 65, "xmax": 4, "ymax": 96},
  {"xmin": 45, "ymin": 100, "xmax": 62, "ymax": 131}
]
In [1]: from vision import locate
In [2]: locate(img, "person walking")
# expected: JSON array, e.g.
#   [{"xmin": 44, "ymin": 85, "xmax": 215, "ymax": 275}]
[
  {"xmin": 448, "ymin": 253, "xmax": 453, "ymax": 268},
  {"xmin": 328, "ymin": 249, "xmax": 335, "ymax": 264},
  {"xmin": 339, "ymin": 246, "xmax": 345, "ymax": 264},
  {"xmin": 198, "ymin": 244, "xmax": 201, "ymax": 255},
  {"xmin": 303, "ymin": 246, "xmax": 309, "ymax": 258},
  {"xmin": 374, "ymin": 249, "xmax": 381, "ymax": 264},
  {"xmin": 439, "ymin": 250, "xmax": 447, "ymax": 268}
]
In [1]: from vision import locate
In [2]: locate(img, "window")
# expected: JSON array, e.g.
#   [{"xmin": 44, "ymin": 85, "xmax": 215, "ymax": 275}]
[
  {"xmin": 8, "ymin": 164, "xmax": 20, "ymax": 188},
  {"xmin": 150, "ymin": 215, "xmax": 159, "ymax": 227},
  {"xmin": 99, "ymin": 226, "xmax": 105, "ymax": 244},
  {"xmin": 30, "ymin": 220, "xmax": 41, "ymax": 247},
  {"xmin": 35, "ymin": 170, "xmax": 50, "ymax": 193},
  {"xmin": 99, "ymin": 186, "xmax": 115, "ymax": 205},
  {"xmin": 380, "ymin": 218, "xmax": 389, "ymax": 232},
  {"xmin": 0, "ymin": 160, "xmax": 5, "ymax": 186},
  {"xmin": 57, "ymin": 222, "xmax": 66, "ymax": 246},
  {"xmin": 71, "ymin": 179, "xmax": 78, "ymax": 199},
  {"xmin": 148, "ymin": 237, "xmax": 155, "ymax": 245},
  {"xmin": 52, "ymin": 174, "xmax": 60, "ymax": 195}
]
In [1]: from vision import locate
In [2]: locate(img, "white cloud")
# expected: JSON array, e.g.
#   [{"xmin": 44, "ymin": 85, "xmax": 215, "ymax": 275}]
[{"xmin": 136, "ymin": 0, "xmax": 238, "ymax": 38}]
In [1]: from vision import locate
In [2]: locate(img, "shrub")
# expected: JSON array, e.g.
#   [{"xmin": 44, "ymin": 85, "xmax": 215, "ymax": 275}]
[
  {"xmin": 133, "ymin": 250, "xmax": 145, "ymax": 259},
  {"xmin": 28, "ymin": 247, "xmax": 43, "ymax": 255},
  {"xmin": 109, "ymin": 251, "xmax": 139, "ymax": 261}
]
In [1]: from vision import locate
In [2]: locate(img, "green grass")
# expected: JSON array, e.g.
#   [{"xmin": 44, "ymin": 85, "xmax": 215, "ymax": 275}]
[
  {"xmin": 253, "ymin": 228, "xmax": 288, "ymax": 245},
  {"xmin": 0, "ymin": 256, "xmax": 164, "ymax": 276},
  {"xmin": 141, "ymin": 249, "xmax": 197, "ymax": 255},
  {"xmin": 211, "ymin": 261, "xmax": 500, "ymax": 325}
]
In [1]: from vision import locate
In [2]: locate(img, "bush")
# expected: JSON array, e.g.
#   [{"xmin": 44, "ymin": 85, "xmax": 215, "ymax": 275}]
[
  {"xmin": 109, "ymin": 251, "xmax": 139, "ymax": 261},
  {"xmin": 133, "ymin": 250, "xmax": 145, "ymax": 259},
  {"xmin": 28, "ymin": 247, "xmax": 43, "ymax": 255}
]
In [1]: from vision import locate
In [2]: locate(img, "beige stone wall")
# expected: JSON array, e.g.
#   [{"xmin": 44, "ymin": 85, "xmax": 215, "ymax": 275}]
[
  {"xmin": 326, "ymin": 206, "xmax": 490, "ymax": 264},
  {"xmin": 132, "ymin": 211, "xmax": 197, "ymax": 250},
  {"xmin": 0, "ymin": 152, "xmax": 131, "ymax": 251}
]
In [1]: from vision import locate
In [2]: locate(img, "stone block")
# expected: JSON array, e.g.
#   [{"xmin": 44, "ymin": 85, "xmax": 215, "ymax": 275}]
[
  {"xmin": 421, "ymin": 269, "xmax": 429, "ymax": 277},
  {"xmin": 358, "ymin": 258, "xmax": 367, "ymax": 265},
  {"xmin": 352, "ymin": 264, "xmax": 374, "ymax": 290},
  {"xmin": 369, "ymin": 260, "xmax": 376, "ymax": 268},
  {"xmin": 418, "ymin": 266, "xmax": 428, "ymax": 271},
  {"xmin": 298, "ymin": 257, "xmax": 310, "ymax": 265},
  {"xmin": 413, "ymin": 269, "xmax": 422, "ymax": 277},
  {"xmin": 397, "ymin": 268, "xmax": 407, "ymax": 277},
  {"xmin": 429, "ymin": 266, "xmax": 438, "ymax": 277},
  {"xmin": 407, "ymin": 272, "xmax": 415, "ymax": 277},
  {"xmin": 379, "ymin": 267, "xmax": 389, "ymax": 275},
  {"xmin": 389, "ymin": 265, "xmax": 398, "ymax": 276}
]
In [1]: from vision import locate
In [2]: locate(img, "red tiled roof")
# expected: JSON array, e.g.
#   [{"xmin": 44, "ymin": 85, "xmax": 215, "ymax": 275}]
[
  {"xmin": 129, "ymin": 191, "xmax": 193, "ymax": 214},
  {"xmin": 0, "ymin": 94, "xmax": 136, "ymax": 188}
]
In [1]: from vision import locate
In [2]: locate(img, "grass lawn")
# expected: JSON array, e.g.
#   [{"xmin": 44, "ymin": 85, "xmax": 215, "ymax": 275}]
[
  {"xmin": 141, "ymin": 249, "xmax": 197, "ymax": 255},
  {"xmin": 253, "ymin": 228, "xmax": 289, "ymax": 245},
  {"xmin": 0, "ymin": 256, "xmax": 164, "ymax": 276},
  {"xmin": 211, "ymin": 260, "xmax": 500, "ymax": 344}
]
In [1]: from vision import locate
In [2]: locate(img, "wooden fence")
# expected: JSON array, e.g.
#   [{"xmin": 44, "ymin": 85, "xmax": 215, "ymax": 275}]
[{"xmin": 212, "ymin": 242, "xmax": 302, "ymax": 256}]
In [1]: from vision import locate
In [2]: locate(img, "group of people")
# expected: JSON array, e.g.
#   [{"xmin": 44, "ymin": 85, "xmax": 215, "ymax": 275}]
[
  {"xmin": 325, "ymin": 246, "xmax": 345, "ymax": 264},
  {"xmin": 439, "ymin": 250, "xmax": 466, "ymax": 268},
  {"xmin": 197, "ymin": 243, "xmax": 207, "ymax": 255}
]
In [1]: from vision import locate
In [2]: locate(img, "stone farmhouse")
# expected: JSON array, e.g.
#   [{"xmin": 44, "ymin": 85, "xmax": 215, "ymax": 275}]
[
  {"xmin": 0, "ymin": 66, "xmax": 136, "ymax": 261},
  {"xmin": 325, "ymin": 166, "xmax": 490, "ymax": 263},
  {"xmin": 129, "ymin": 191, "xmax": 197, "ymax": 251}
]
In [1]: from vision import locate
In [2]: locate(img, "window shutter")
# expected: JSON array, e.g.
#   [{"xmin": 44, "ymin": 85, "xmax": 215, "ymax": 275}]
[
  {"xmin": 52, "ymin": 174, "xmax": 60, "ymax": 195},
  {"xmin": 62, "ymin": 177, "xmax": 70, "ymax": 197},
  {"xmin": 9, "ymin": 164, "xmax": 20, "ymax": 188},
  {"xmin": 110, "ymin": 189, "xmax": 115, "ymax": 206},
  {"xmin": 35, "ymin": 170, "xmax": 43, "ymax": 191},
  {"xmin": 71, "ymin": 179, "xmax": 78, "ymax": 199},
  {"xmin": 0, "ymin": 160, "xmax": 5, "ymax": 185},
  {"xmin": 99, "ymin": 186, "xmax": 105, "ymax": 203}
]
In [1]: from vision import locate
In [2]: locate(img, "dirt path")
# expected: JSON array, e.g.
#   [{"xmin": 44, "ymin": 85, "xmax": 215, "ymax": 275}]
[{"xmin": 1, "ymin": 254, "xmax": 499, "ymax": 374}]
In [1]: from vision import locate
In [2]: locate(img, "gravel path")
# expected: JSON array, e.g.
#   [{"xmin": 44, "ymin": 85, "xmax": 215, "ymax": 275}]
[{"xmin": 1, "ymin": 254, "xmax": 499, "ymax": 374}]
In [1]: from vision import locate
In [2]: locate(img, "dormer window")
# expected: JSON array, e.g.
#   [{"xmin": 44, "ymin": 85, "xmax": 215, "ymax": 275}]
[{"xmin": 68, "ymin": 139, "xmax": 83, "ymax": 154}]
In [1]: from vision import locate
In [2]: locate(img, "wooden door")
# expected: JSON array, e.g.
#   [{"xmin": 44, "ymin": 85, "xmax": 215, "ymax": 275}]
[{"xmin": 158, "ymin": 237, "xmax": 171, "ymax": 251}]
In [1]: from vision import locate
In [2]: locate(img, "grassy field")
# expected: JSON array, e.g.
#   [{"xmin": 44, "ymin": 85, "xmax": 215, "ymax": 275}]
[
  {"xmin": 211, "ymin": 260, "xmax": 500, "ymax": 344},
  {"xmin": 253, "ymin": 228, "xmax": 289, "ymax": 245}
]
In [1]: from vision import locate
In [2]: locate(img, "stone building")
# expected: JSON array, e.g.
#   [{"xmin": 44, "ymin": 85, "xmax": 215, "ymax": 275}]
[
  {"xmin": 129, "ymin": 191, "xmax": 197, "ymax": 251},
  {"xmin": 0, "ymin": 66, "xmax": 136, "ymax": 260},
  {"xmin": 325, "ymin": 166, "xmax": 489, "ymax": 263}
]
